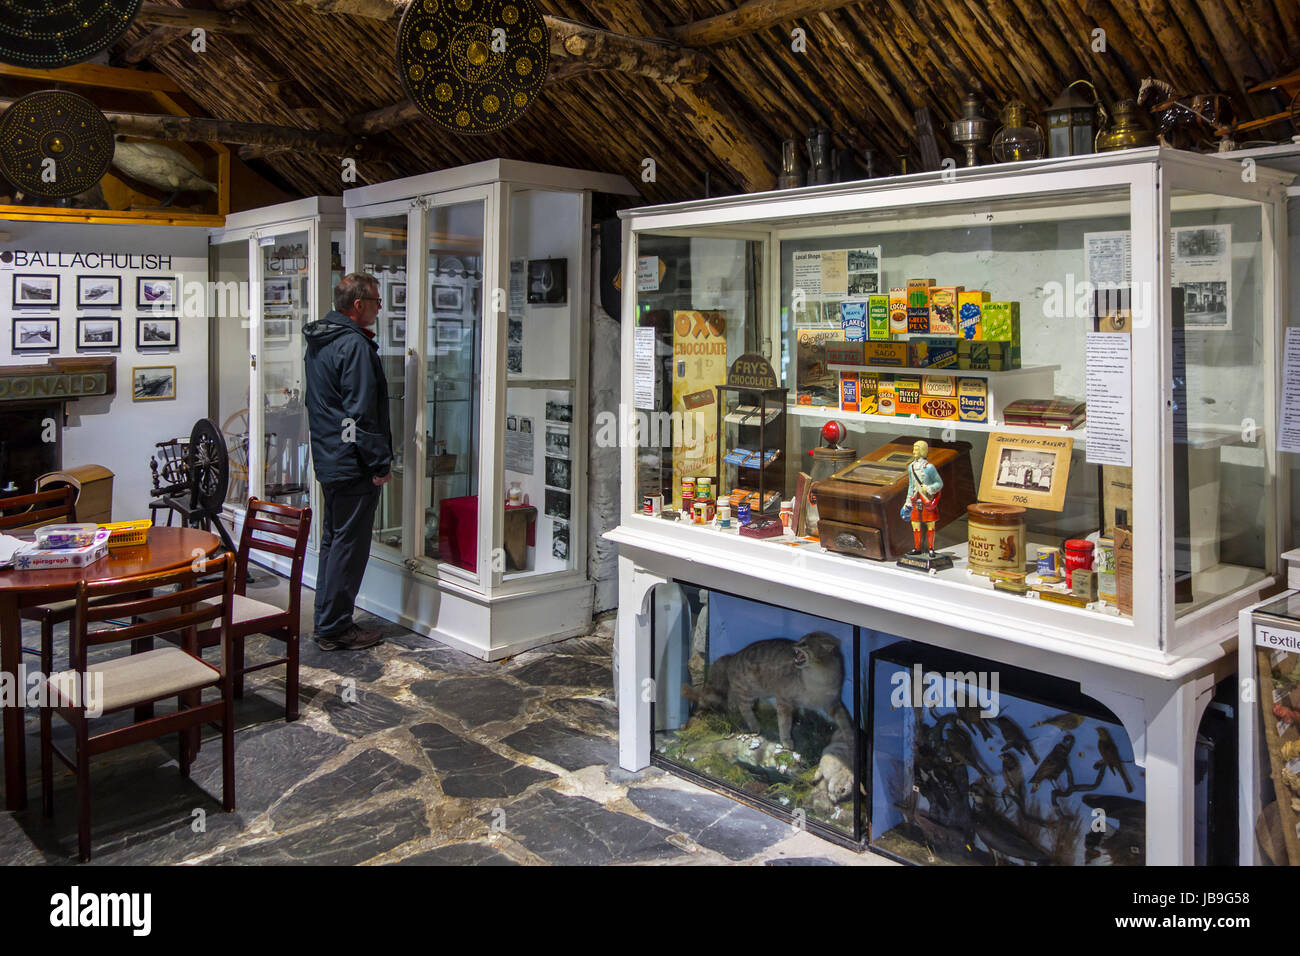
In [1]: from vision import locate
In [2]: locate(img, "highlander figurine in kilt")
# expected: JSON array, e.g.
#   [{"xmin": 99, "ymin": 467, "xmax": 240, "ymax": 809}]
[{"xmin": 901, "ymin": 439, "xmax": 943, "ymax": 556}]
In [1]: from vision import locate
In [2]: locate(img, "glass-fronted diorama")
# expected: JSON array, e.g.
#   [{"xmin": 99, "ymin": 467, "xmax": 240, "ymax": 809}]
[
  {"xmin": 652, "ymin": 583, "xmax": 1146, "ymax": 860},
  {"xmin": 208, "ymin": 197, "xmax": 345, "ymax": 523},
  {"xmin": 1242, "ymin": 591, "xmax": 1300, "ymax": 866},
  {"xmin": 625, "ymin": 150, "xmax": 1289, "ymax": 657},
  {"xmin": 342, "ymin": 161, "xmax": 637, "ymax": 659}
]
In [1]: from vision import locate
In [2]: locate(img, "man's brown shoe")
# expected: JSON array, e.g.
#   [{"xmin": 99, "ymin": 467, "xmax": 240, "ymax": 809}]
[{"xmin": 334, "ymin": 623, "xmax": 384, "ymax": 650}]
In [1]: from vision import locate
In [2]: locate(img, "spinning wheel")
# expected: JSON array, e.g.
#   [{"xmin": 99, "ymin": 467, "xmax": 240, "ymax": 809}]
[
  {"xmin": 148, "ymin": 418, "xmax": 239, "ymax": 555},
  {"xmin": 221, "ymin": 408, "xmax": 251, "ymax": 504}
]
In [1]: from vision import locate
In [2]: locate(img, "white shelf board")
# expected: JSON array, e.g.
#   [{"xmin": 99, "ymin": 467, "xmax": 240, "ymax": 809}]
[
  {"xmin": 826, "ymin": 363, "xmax": 1058, "ymax": 379},
  {"xmin": 786, "ymin": 403, "xmax": 1085, "ymax": 439}
]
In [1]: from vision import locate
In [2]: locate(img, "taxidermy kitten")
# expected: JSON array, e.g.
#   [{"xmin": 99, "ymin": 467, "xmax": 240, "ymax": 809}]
[{"xmin": 683, "ymin": 630, "xmax": 852, "ymax": 750}]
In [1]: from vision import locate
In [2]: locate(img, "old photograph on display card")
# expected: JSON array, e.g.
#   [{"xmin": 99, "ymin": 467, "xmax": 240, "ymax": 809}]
[
  {"xmin": 137, "ymin": 316, "xmax": 179, "ymax": 349},
  {"xmin": 76, "ymin": 316, "xmax": 120, "ymax": 349},
  {"xmin": 13, "ymin": 274, "xmax": 59, "ymax": 308},
  {"xmin": 505, "ymin": 414, "xmax": 534, "ymax": 474},
  {"xmin": 978, "ymin": 432, "xmax": 1075, "ymax": 512},
  {"xmin": 507, "ymin": 346, "xmax": 523, "ymax": 373},
  {"xmin": 551, "ymin": 520, "xmax": 570, "ymax": 560},
  {"xmin": 387, "ymin": 282, "xmax": 406, "ymax": 311},
  {"xmin": 544, "ymin": 456, "xmax": 571, "ymax": 490},
  {"xmin": 527, "ymin": 258, "xmax": 567, "ymax": 304},
  {"xmin": 264, "ymin": 277, "xmax": 293, "ymax": 307},
  {"xmin": 132, "ymin": 365, "xmax": 176, "ymax": 401},
  {"xmin": 77, "ymin": 275, "xmax": 121, "ymax": 309},
  {"xmin": 263, "ymin": 317, "xmax": 292, "ymax": 346},
  {"xmin": 137, "ymin": 276, "xmax": 178, "ymax": 309},
  {"xmin": 12, "ymin": 317, "xmax": 58, "ymax": 351},
  {"xmin": 433, "ymin": 284, "xmax": 462, "ymax": 313},
  {"xmin": 545, "ymin": 398, "xmax": 573, "ymax": 424},
  {"xmin": 544, "ymin": 488, "xmax": 570, "ymax": 520},
  {"xmin": 545, "ymin": 424, "xmax": 570, "ymax": 458},
  {"xmin": 509, "ymin": 259, "xmax": 526, "ymax": 313},
  {"xmin": 1171, "ymin": 225, "xmax": 1231, "ymax": 330}
]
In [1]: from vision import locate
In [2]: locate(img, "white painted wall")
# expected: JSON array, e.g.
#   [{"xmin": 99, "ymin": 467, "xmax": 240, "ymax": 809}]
[{"xmin": 0, "ymin": 220, "xmax": 210, "ymax": 520}]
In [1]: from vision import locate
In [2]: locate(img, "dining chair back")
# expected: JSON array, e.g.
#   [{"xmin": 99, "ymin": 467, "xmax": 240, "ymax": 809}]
[
  {"xmin": 40, "ymin": 552, "xmax": 237, "ymax": 862},
  {"xmin": 0, "ymin": 486, "xmax": 76, "ymax": 531}
]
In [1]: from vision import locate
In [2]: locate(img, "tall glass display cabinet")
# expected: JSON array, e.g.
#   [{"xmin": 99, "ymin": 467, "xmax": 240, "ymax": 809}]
[
  {"xmin": 344, "ymin": 160, "xmax": 636, "ymax": 660},
  {"xmin": 208, "ymin": 197, "xmax": 345, "ymax": 526},
  {"xmin": 611, "ymin": 148, "xmax": 1293, "ymax": 862}
]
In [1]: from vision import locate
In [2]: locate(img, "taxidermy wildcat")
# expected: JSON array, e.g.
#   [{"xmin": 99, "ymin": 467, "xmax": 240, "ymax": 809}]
[{"xmin": 683, "ymin": 631, "xmax": 852, "ymax": 750}]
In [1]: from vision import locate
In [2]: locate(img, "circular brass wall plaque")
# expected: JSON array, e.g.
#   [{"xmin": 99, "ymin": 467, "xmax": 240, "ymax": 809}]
[
  {"xmin": 397, "ymin": 0, "xmax": 549, "ymax": 135},
  {"xmin": 0, "ymin": 90, "xmax": 114, "ymax": 198},
  {"xmin": 0, "ymin": 0, "xmax": 142, "ymax": 69}
]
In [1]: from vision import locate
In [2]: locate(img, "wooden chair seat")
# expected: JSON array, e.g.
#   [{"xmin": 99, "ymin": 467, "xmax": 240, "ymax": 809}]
[{"xmin": 47, "ymin": 647, "xmax": 220, "ymax": 713}]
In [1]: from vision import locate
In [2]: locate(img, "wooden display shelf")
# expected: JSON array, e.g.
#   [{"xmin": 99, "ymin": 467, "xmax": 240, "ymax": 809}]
[
  {"xmin": 826, "ymin": 363, "xmax": 1059, "ymax": 378},
  {"xmin": 787, "ymin": 403, "xmax": 1086, "ymax": 440}
]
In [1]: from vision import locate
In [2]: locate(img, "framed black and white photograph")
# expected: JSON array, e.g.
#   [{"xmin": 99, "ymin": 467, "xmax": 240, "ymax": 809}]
[
  {"xmin": 527, "ymin": 258, "xmax": 567, "ymax": 304},
  {"xmin": 76, "ymin": 316, "xmax": 121, "ymax": 349},
  {"xmin": 391, "ymin": 318, "xmax": 406, "ymax": 345},
  {"xmin": 136, "ymin": 316, "xmax": 179, "ymax": 349},
  {"xmin": 551, "ymin": 520, "xmax": 570, "ymax": 561},
  {"xmin": 13, "ymin": 274, "xmax": 59, "ymax": 308},
  {"xmin": 507, "ymin": 345, "xmax": 523, "ymax": 374},
  {"xmin": 388, "ymin": 282, "xmax": 407, "ymax": 311},
  {"xmin": 979, "ymin": 432, "xmax": 1074, "ymax": 513},
  {"xmin": 137, "ymin": 276, "xmax": 178, "ymax": 309},
  {"xmin": 132, "ymin": 365, "xmax": 176, "ymax": 401},
  {"xmin": 545, "ymin": 456, "xmax": 571, "ymax": 490},
  {"xmin": 12, "ymin": 317, "xmax": 58, "ymax": 351},
  {"xmin": 545, "ymin": 399, "xmax": 573, "ymax": 424},
  {"xmin": 435, "ymin": 319, "xmax": 460, "ymax": 344},
  {"xmin": 508, "ymin": 316, "xmax": 523, "ymax": 345},
  {"xmin": 545, "ymin": 424, "xmax": 570, "ymax": 458},
  {"xmin": 433, "ymin": 284, "xmax": 462, "ymax": 313},
  {"xmin": 264, "ymin": 277, "xmax": 293, "ymax": 307},
  {"xmin": 263, "ymin": 317, "xmax": 291, "ymax": 346},
  {"xmin": 77, "ymin": 275, "xmax": 121, "ymax": 309},
  {"xmin": 544, "ymin": 488, "xmax": 570, "ymax": 520}
]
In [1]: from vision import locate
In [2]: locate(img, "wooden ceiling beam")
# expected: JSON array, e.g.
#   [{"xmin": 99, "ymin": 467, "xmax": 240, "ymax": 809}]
[
  {"xmin": 547, "ymin": 17, "xmax": 708, "ymax": 84},
  {"xmin": 136, "ymin": 3, "xmax": 257, "ymax": 33},
  {"xmin": 0, "ymin": 62, "xmax": 182, "ymax": 92},
  {"xmin": 0, "ymin": 97, "xmax": 359, "ymax": 153},
  {"xmin": 670, "ymin": 0, "xmax": 863, "ymax": 47},
  {"xmin": 123, "ymin": 27, "xmax": 188, "ymax": 65}
]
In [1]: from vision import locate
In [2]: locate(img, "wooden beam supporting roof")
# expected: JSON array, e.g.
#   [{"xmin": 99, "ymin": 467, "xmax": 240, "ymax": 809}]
[
  {"xmin": 0, "ymin": 62, "xmax": 182, "ymax": 93},
  {"xmin": 670, "ymin": 0, "xmax": 863, "ymax": 46},
  {"xmin": 0, "ymin": 98, "xmax": 359, "ymax": 153},
  {"xmin": 136, "ymin": 3, "xmax": 257, "ymax": 33}
]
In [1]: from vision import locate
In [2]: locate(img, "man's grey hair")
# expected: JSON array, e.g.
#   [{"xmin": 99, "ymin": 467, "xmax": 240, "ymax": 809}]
[{"xmin": 334, "ymin": 272, "xmax": 379, "ymax": 313}]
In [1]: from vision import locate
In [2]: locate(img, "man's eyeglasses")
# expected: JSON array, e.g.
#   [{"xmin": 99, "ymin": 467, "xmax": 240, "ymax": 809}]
[{"xmin": 358, "ymin": 296, "xmax": 381, "ymax": 303}]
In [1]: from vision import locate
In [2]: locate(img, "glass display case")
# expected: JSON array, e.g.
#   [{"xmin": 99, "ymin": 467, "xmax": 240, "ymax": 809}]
[
  {"xmin": 619, "ymin": 149, "xmax": 1291, "ymax": 656},
  {"xmin": 613, "ymin": 149, "xmax": 1293, "ymax": 863},
  {"xmin": 208, "ymin": 197, "xmax": 345, "ymax": 522},
  {"xmin": 344, "ymin": 160, "xmax": 636, "ymax": 659}
]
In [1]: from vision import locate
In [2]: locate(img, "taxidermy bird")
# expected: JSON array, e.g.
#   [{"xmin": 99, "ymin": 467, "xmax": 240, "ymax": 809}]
[{"xmin": 111, "ymin": 136, "xmax": 217, "ymax": 205}]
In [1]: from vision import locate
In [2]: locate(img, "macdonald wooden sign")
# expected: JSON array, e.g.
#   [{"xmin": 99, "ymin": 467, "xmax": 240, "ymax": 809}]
[
  {"xmin": 0, "ymin": 356, "xmax": 115, "ymax": 403},
  {"xmin": 726, "ymin": 353, "xmax": 778, "ymax": 390}
]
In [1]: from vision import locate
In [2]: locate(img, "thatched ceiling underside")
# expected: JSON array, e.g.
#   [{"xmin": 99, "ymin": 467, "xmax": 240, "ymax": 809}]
[{"xmin": 113, "ymin": 0, "xmax": 1300, "ymax": 204}]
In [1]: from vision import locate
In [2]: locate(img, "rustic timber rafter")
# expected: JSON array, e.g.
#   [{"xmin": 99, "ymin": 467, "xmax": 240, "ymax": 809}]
[
  {"xmin": 670, "ymin": 0, "xmax": 866, "ymax": 46},
  {"xmin": 136, "ymin": 3, "xmax": 256, "ymax": 33},
  {"xmin": 0, "ymin": 98, "xmax": 359, "ymax": 154}
]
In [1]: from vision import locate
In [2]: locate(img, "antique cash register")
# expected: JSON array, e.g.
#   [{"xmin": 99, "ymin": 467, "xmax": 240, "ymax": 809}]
[{"xmin": 814, "ymin": 436, "xmax": 976, "ymax": 560}]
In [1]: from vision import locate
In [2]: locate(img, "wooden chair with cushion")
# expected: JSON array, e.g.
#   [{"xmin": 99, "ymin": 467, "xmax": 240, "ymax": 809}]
[
  {"xmin": 147, "ymin": 498, "xmax": 312, "ymax": 721},
  {"xmin": 40, "ymin": 553, "xmax": 237, "ymax": 862}
]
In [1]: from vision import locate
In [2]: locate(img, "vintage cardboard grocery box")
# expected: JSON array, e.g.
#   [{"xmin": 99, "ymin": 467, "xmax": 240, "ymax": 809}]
[
  {"xmin": 957, "ymin": 339, "xmax": 1020, "ymax": 370},
  {"xmin": 839, "ymin": 300, "xmax": 868, "ymax": 342},
  {"xmin": 909, "ymin": 336, "xmax": 959, "ymax": 369},
  {"xmin": 958, "ymin": 290, "xmax": 989, "ymax": 340},
  {"xmin": 921, "ymin": 374, "xmax": 956, "ymax": 397},
  {"xmin": 980, "ymin": 301, "xmax": 1021, "ymax": 345},
  {"xmin": 868, "ymin": 294, "xmax": 891, "ymax": 340},
  {"xmin": 862, "ymin": 341, "xmax": 908, "ymax": 367},
  {"xmin": 839, "ymin": 372, "xmax": 860, "ymax": 412},
  {"xmin": 888, "ymin": 288, "xmax": 909, "ymax": 334},
  {"xmin": 894, "ymin": 374, "xmax": 922, "ymax": 417},
  {"xmin": 876, "ymin": 376, "xmax": 898, "ymax": 416},
  {"xmin": 928, "ymin": 286, "xmax": 962, "ymax": 335},
  {"xmin": 918, "ymin": 394, "xmax": 959, "ymax": 420},
  {"xmin": 825, "ymin": 340, "xmax": 864, "ymax": 366},
  {"xmin": 957, "ymin": 377, "xmax": 988, "ymax": 422},
  {"xmin": 859, "ymin": 372, "xmax": 879, "ymax": 414}
]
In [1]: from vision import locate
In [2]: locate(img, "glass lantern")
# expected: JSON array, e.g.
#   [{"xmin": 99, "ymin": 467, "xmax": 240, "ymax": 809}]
[
  {"xmin": 1046, "ymin": 80, "xmax": 1099, "ymax": 158},
  {"xmin": 990, "ymin": 101, "xmax": 1044, "ymax": 163}
]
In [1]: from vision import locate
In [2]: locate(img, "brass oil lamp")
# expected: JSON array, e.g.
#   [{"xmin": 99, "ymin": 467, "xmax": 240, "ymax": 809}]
[{"xmin": 990, "ymin": 101, "xmax": 1044, "ymax": 163}]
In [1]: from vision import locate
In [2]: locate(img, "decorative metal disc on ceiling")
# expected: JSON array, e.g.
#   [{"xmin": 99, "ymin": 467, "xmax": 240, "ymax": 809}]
[
  {"xmin": 0, "ymin": 90, "xmax": 114, "ymax": 199},
  {"xmin": 0, "ymin": 0, "xmax": 142, "ymax": 69},
  {"xmin": 397, "ymin": 0, "xmax": 549, "ymax": 135}
]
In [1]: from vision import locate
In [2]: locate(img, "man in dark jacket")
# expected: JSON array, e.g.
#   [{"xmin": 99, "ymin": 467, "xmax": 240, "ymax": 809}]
[{"xmin": 303, "ymin": 273, "xmax": 392, "ymax": 650}]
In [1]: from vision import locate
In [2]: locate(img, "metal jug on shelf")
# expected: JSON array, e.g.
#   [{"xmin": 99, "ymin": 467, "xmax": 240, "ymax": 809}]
[
  {"xmin": 778, "ymin": 137, "xmax": 805, "ymax": 189},
  {"xmin": 806, "ymin": 127, "xmax": 835, "ymax": 185}
]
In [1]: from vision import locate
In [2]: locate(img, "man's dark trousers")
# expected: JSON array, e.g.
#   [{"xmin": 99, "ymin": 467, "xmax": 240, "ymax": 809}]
[{"xmin": 314, "ymin": 477, "xmax": 381, "ymax": 639}]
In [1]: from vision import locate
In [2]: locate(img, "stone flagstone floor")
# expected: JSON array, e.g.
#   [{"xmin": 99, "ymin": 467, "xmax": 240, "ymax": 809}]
[{"xmin": 0, "ymin": 569, "xmax": 893, "ymax": 866}]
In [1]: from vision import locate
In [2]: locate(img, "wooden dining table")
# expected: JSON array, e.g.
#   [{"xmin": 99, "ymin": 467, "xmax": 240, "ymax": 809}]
[{"xmin": 0, "ymin": 526, "xmax": 221, "ymax": 811}]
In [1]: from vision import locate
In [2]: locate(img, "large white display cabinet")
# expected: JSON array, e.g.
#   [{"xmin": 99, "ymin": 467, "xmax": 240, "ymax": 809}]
[
  {"xmin": 208, "ymin": 196, "xmax": 345, "ymax": 526},
  {"xmin": 610, "ymin": 148, "xmax": 1293, "ymax": 863},
  {"xmin": 343, "ymin": 160, "xmax": 636, "ymax": 660}
]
